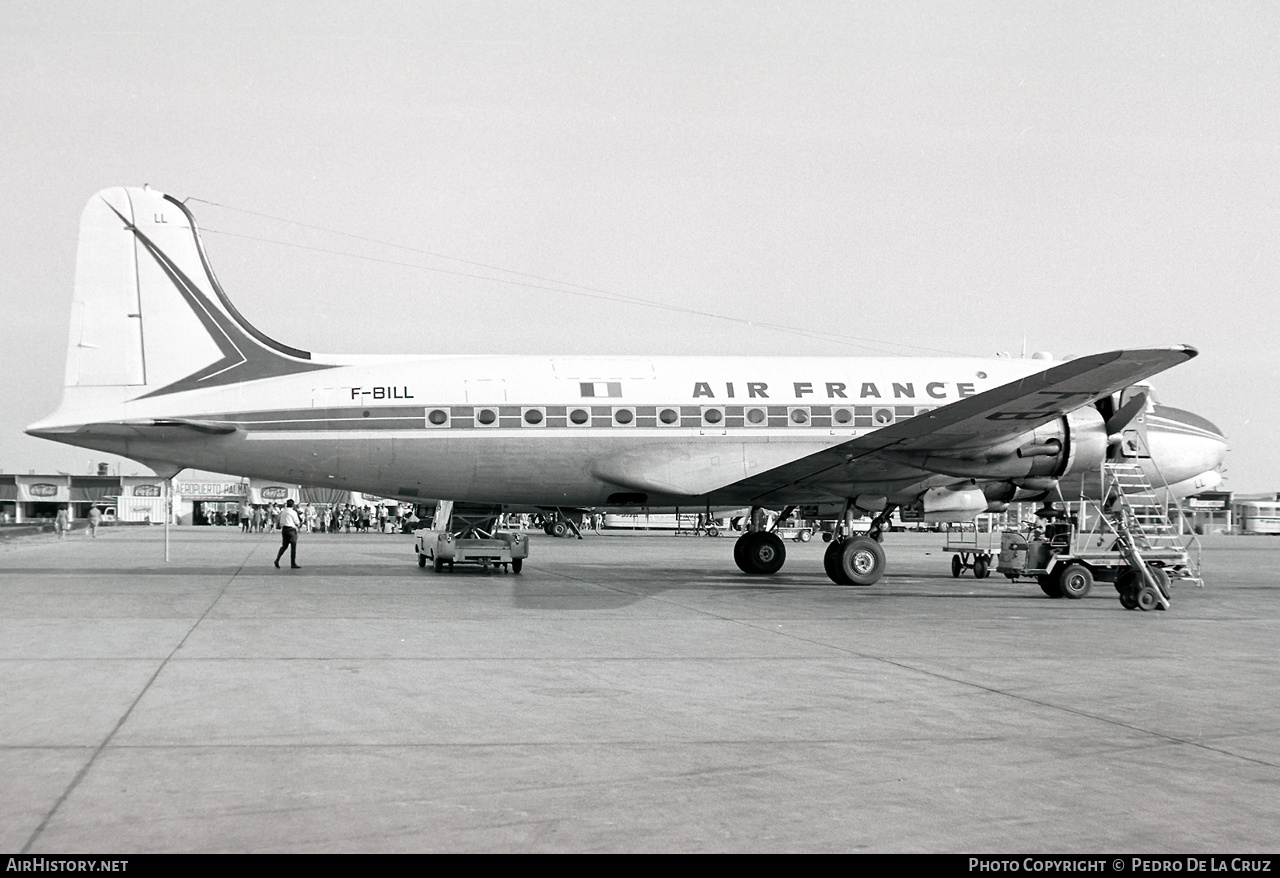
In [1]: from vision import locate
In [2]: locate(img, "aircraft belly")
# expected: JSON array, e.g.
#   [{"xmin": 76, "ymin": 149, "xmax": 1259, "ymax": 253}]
[
  {"xmin": 587, "ymin": 435, "xmax": 838, "ymax": 497},
  {"xmin": 221, "ymin": 432, "xmax": 845, "ymax": 506}
]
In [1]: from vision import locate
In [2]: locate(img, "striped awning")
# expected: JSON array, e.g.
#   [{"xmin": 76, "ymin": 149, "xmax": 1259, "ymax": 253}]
[{"xmin": 298, "ymin": 486, "xmax": 352, "ymax": 505}]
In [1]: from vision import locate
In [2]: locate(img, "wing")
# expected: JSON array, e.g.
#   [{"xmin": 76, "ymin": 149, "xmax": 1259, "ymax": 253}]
[{"xmin": 726, "ymin": 345, "xmax": 1197, "ymax": 502}]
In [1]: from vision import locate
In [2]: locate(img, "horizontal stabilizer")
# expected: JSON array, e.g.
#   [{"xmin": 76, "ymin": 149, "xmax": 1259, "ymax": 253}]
[{"xmin": 27, "ymin": 419, "xmax": 237, "ymax": 441}]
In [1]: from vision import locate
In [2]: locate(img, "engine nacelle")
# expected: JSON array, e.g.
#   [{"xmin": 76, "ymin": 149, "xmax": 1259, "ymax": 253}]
[
  {"xmin": 883, "ymin": 406, "xmax": 1108, "ymax": 486},
  {"xmin": 918, "ymin": 483, "xmax": 988, "ymax": 522},
  {"xmin": 1050, "ymin": 406, "xmax": 1109, "ymax": 493}
]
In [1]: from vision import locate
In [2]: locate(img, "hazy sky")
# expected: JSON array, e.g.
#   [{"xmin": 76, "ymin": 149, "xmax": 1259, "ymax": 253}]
[{"xmin": 2, "ymin": 2, "xmax": 1277, "ymax": 492}]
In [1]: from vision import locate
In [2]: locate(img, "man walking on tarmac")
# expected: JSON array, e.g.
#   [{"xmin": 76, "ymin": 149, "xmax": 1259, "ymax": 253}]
[{"xmin": 274, "ymin": 499, "xmax": 302, "ymax": 569}]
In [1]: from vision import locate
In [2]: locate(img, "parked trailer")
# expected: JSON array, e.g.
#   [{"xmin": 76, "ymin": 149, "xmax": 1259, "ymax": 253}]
[
  {"xmin": 604, "ymin": 512, "xmax": 729, "ymax": 536},
  {"xmin": 416, "ymin": 500, "xmax": 528, "ymax": 573},
  {"xmin": 416, "ymin": 529, "xmax": 527, "ymax": 573},
  {"xmin": 944, "ymin": 518, "xmax": 1002, "ymax": 579}
]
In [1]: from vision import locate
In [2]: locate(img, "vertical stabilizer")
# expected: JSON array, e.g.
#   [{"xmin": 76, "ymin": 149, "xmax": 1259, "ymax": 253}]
[{"xmin": 54, "ymin": 187, "xmax": 330, "ymax": 415}]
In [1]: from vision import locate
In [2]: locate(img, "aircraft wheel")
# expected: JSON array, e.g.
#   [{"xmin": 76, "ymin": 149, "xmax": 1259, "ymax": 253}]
[
  {"xmin": 742, "ymin": 532, "xmax": 786, "ymax": 574},
  {"xmin": 1121, "ymin": 565, "xmax": 1170, "ymax": 606},
  {"xmin": 973, "ymin": 556, "xmax": 988, "ymax": 579},
  {"xmin": 839, "ymin": 536, "xmax": 885, "ymax": 586},
  {"xmin": 1058, "ymin": 564, "xmax": 1094, "ymax": 599},
  {"xmin": 511, "ymin": 558, "xmax": 522, "ymax": 574},
  {"xmin": 418, "ymin": 553, "xmax": 427, "ymax": 568},
  {"xmin": 951, "ymin": 555, "xmax": 963, "ymax": 578},
  {"xmin": 1038, "ymin": 574, "xmax": 1063, "ymax": 598},
  {"xmin": 1137, "ymin": 586, "xmax": 1161, "ymax": 611},
  {"xmin": 705, "ymin": 524, "xmax": 720, "ymax": 538},
  {"xmin": 733, "ymin": 534, "xmax": 752, "ymax": 572},
  {"xmin": 825, "ymin": 539, "xmax": 853, "ymax": 585},
  {"xmin": 549, "ymin": 520, "xmax": 570, "ymax": 539}
]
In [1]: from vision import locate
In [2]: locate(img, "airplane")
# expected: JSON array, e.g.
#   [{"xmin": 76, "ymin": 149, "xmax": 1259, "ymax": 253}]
[{"xmin": 26, "ymin": 187, "xmax": 1228, "ymax": 585}]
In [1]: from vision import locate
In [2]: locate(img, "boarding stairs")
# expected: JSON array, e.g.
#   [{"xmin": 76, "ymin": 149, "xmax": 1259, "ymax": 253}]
[{"xmin": 1099, "ymin": 463, "xmax": 1203, "ymax": 587}]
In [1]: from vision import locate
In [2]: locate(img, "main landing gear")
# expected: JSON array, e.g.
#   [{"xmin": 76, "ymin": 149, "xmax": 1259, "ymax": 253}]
[
  {"xmin": 733, "ymin": 503, "xmax": 893, "ymax": 586},
  {"xmin": 733, "ymin": 505, "xmax": 790, "ymax": 574},
  {"xmin": 822, "ymin": 535, "xmax": 886, "ymax": 585},
  {"xmin": 822, "ymin": 504, "xmax": 893, "ymax": 586},
  {"xmin": 734, "ymin": 530, "xmax": 787, "ymax": 574}
]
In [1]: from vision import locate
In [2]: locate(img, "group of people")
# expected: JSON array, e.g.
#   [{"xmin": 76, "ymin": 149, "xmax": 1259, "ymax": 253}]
[
  {"xmin": 53, "ymin": 505, "xmax": 103, "ymax": 538},
  {"xmin": 230, "ymin": 502, "xmax": 412, "ymax": 535},
  {"xmin": 266, "ymin": 501, "xmax": 419, "ymax": 571},
  {"xmin": 230, "ymin": 501, "xmax": 409, "ymax": 537},
  {"xmin": 234, "ymin": 501, "xmax": 319, "ymax": 534},
  {"xmin": 317, "ymin": 503, "xmax": 406, "ymax": 534}
]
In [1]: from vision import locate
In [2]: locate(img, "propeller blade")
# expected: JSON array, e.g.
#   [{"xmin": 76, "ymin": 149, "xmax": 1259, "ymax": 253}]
[{"xmin": 1105, "ymin": 391, "xmax": 1148, "ymax": 437}]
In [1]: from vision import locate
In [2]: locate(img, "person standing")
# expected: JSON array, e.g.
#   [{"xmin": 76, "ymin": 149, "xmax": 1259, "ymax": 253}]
[
  {"xmin": 274, "ymin": 499, "xmax": 302, "ymax": 569},
  {"xmin": 87, "ymin": 506, "xmax": 102, "ymax": 538},
  {"xmin": 55, "ymin": 505, "xmax": 70, "ymax": 539}
]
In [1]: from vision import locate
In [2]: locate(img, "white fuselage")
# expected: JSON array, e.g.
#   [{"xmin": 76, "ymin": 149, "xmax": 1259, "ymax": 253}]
[{"xmin": 31, "ymin": 352, "xmax": 1224, "ymax": 510}]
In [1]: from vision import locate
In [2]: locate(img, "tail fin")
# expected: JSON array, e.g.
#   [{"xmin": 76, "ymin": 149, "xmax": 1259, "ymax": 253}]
[{"xmin": 60, "ymin": 187, "xmax": 329, "ymax": 411}]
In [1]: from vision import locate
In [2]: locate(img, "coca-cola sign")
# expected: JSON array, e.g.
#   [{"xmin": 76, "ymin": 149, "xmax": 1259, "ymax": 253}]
[{"xmin": 29, "ymin": 483, "xmax": 58, "ymax": 497}]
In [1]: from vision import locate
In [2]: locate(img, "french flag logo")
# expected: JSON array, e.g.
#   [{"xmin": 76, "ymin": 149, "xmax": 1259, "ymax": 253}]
[{"xmin": 579, "ymin": 382, "xmax": 622, "ymax": 398}]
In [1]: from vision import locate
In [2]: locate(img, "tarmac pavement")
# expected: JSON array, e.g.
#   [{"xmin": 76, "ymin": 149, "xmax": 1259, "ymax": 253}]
[{"xmin": 2, "ymin": 526, "xmax": 1277, "ymax": 853}]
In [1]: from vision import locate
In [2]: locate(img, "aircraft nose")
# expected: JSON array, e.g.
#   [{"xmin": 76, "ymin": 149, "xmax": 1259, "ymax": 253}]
[{"xmin": 1145, "ymin": 405, "xmax": 1228, "ymax": 484}]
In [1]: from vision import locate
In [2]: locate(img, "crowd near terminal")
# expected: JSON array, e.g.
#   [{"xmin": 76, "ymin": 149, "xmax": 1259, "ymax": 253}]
[{"xmin": 0, "ymin": 469, "xmax": 411, "ymax": 532}]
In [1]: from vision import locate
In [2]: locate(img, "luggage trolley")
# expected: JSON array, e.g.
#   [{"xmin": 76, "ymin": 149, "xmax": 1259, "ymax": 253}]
[{"xmin": 944, "ymin": 519, "xmax": 1000, "ymax": 579}]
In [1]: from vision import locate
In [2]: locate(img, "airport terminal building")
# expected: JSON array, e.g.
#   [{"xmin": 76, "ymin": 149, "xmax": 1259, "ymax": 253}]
[{"xmin": 0, "ymin": 473, "xmax": 307, "ymax": 526}]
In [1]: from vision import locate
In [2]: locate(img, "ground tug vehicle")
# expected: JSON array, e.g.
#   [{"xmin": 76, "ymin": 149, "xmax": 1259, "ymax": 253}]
[{"xmin": 988, "ymin": 464, "xmax": 1201, "ymax": 610}]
